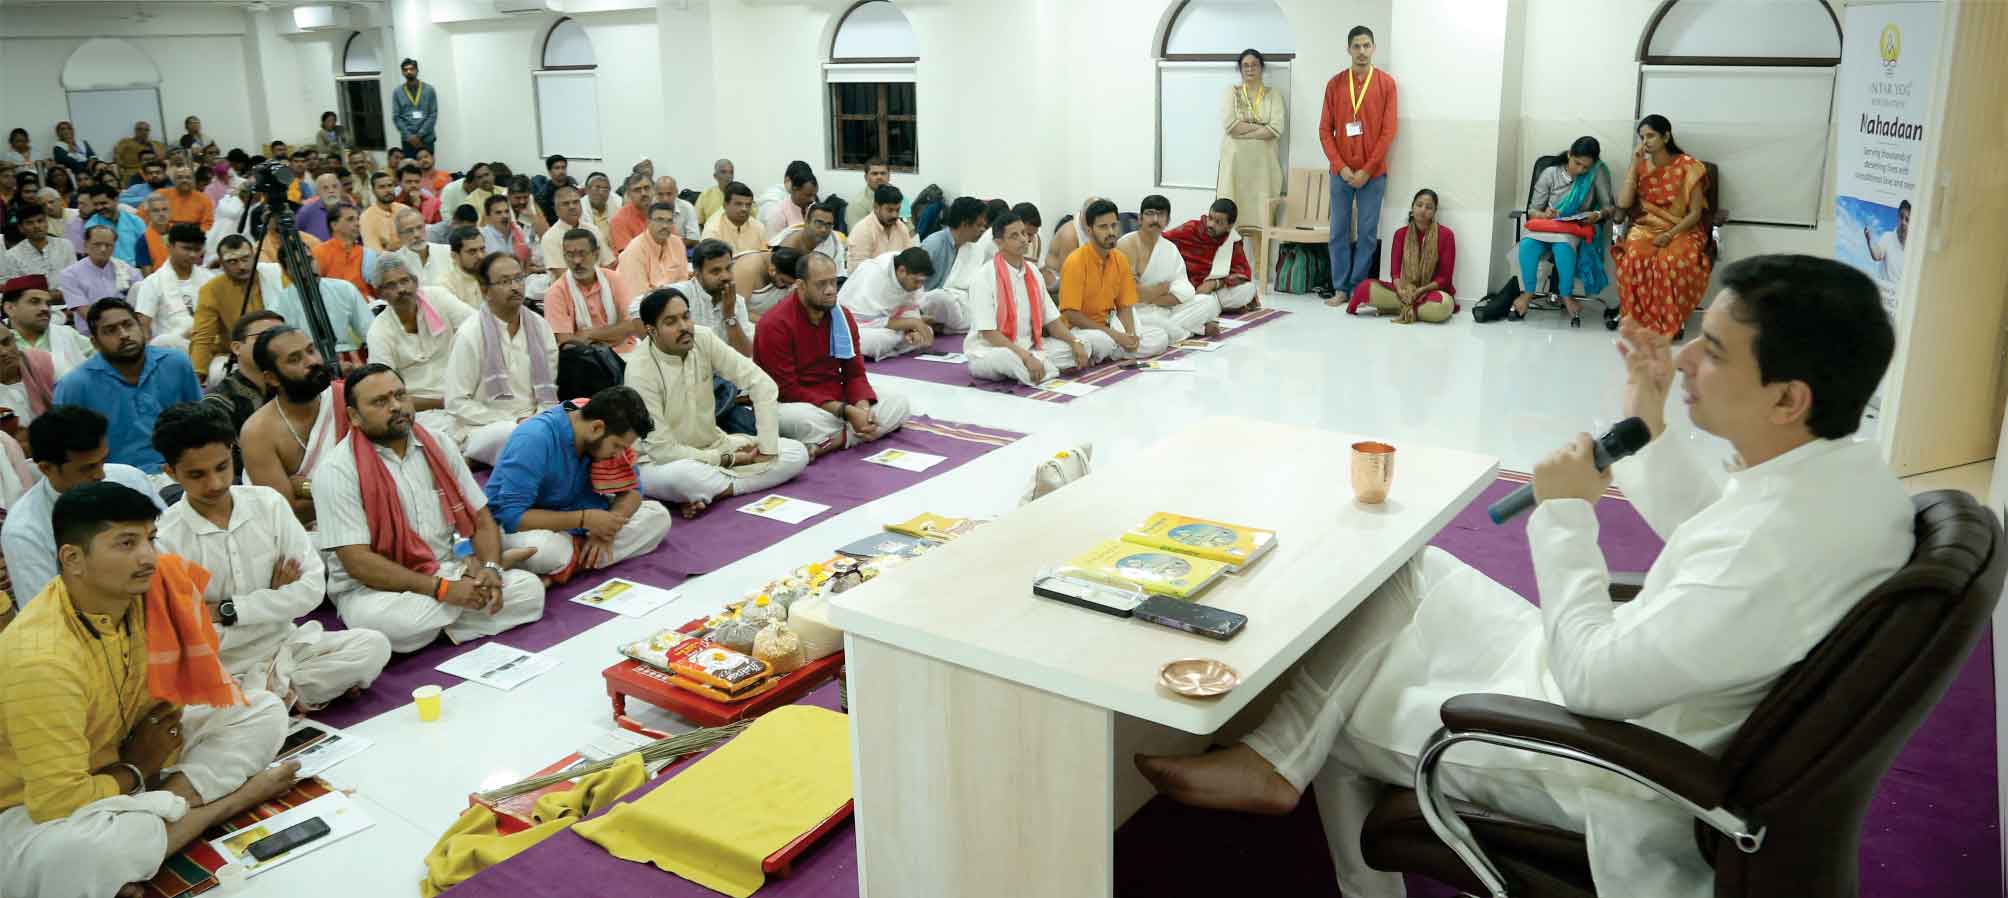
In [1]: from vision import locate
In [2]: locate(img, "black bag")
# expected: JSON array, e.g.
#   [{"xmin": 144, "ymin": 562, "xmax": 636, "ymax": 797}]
[
  {"xmin": 1472, "ymin": 276, "xmax": 1521, "ymax": 323},
  {"xmin": 558, "ymin": 341, "xmax": 625, "ymax": 401}
]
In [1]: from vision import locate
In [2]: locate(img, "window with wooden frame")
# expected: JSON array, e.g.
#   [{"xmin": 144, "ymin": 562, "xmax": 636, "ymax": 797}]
[
  {"xmin": 826, "ymin": 1, "xmax": 919, "ymax": 173},
  {"xmin": 337, "ymin": 31, "xmax": 387, "ymax": 151}
]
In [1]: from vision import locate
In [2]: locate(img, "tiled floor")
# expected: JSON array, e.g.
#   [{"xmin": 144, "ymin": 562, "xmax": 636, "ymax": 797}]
[{"xmin": 235, "ymin": 293, "xmax": 1936, "ymax": 896}]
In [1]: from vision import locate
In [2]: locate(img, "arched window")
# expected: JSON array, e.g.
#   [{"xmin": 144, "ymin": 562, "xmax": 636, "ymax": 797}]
[
  {"xmin": 1634, "ymin": 0, "xmax": 1842, "ymax": 227},
  {"xmin": 535, "ymin": 18, "xmax": 601, "ymax": 160},
  {"xmin": 826, "ymin": 1, "xmax": 918, "ymax": 172},
  {"xmin": 336, "ymin": 32, "xmax": 387, "ymax": 150},
  {"xmin": 1156, "ymin": 0, "xmax": 1296, "ymax": 190}
]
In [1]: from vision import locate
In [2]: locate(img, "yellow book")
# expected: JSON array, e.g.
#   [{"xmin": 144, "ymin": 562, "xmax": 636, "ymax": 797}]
[
  {"xmin": 1064, "ymin": 539, "xmax": 1231, "ymax": 599},
  {"xmin": 885, "ymin": 512, "xmax": 981, "ymax": 542},
  {"xmin": 1121, "ymin": 513, "xmax": 1277, "ymax": 572}
]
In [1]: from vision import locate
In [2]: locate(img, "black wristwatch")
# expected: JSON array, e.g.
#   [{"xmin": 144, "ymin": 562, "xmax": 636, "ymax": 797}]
[{"xmin": 217, "ymin": 599, "xmax": 238, "ymax": 627}]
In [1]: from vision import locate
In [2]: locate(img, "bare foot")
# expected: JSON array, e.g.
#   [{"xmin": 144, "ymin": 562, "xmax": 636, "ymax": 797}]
[
  {"xmin": 1246, "ymin": 298, "xmax": 1263, "ymax": 311},
  {"xmin": 1203, "ymin": 322, "xmax": 1222, "ymax": 338},
  {"xmin": 500, "ymin": 547, "xmax": 538, "ymax": 570},
  {"xmin": 1134, "ymin": 744, "xmax": 1300, "ymax": 816},
  {"xmin": 118, "ymin": 884, "xmax": 145, "ymax": 898},
  {"xmin": 809, "ymin": 437, "xmax": 843, "ymax": 459},
  {"xmin": 1323, "ymin": 296, "xmax": 1348, "ymax": 308},
  {"xmin": 678, "ymin": 500, "xmax": 709, "ymax": 520},
  {"xmin": 1512, "ymin": 293, "xmax": 1534, "ymax": 317}
]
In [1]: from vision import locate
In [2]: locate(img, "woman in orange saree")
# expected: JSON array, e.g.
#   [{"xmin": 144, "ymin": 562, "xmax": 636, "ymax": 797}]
[{"xmin": 1614, "ymin": 114, "xmax": 1710, "ymax": 336}]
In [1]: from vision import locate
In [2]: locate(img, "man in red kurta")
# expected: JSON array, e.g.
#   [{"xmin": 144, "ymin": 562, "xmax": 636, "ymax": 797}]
[
  {"xmin": 1164, "ymin": 198, "xmax": 1259, "ymax": 312},
  {"xmin": 1318, "ymin": 25, "xmax": 1398, "ymax": 302},
  {"xmin": 752, "ymin": 252, "xmax": 910, "ymax": 456}
]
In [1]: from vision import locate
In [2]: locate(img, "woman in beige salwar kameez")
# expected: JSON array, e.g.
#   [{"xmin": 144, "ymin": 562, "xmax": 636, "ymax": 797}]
[{"xmin": 1217, "ymin": 49, "xmax": 1285, "ymax": 231}]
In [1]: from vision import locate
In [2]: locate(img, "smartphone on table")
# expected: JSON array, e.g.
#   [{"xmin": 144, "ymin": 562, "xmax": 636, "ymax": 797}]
[{"xmin": 1133, "ymin": 596, "xmax": 1247, "ymax": 641}]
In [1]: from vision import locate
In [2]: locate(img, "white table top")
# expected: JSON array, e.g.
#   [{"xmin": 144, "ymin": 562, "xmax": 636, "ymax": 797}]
[{"xmin": 830, "ymin": 416, "xmax": 1498, "ymax": 734}]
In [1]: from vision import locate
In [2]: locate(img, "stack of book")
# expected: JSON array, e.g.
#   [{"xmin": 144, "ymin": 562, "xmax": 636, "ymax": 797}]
[{"xmin": 1064, "ymin": 513, "xmax": 1277, "ymax": 600}]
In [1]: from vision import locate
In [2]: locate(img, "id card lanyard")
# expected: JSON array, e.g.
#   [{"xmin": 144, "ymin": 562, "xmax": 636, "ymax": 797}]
[{"xmin": 1346, "ymin": 68, "xmax": 1374, "ymax": 137}]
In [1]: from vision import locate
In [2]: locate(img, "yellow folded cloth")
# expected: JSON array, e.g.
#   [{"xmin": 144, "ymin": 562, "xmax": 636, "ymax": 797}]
[
  {"xmin": 573, "ymin": 706, "xmax": 852, "ymax": 898},
  {"xmin": 419, "ymin": 753, "xmax": 648, "ymax": 897}
]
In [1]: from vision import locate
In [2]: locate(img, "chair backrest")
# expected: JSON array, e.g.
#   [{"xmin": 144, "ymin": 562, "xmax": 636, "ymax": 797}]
[
  {"xmin": 1524, "ymin": 153, "xmax": 1567, "ymax": 212},
  {"xmin": 1277, "ymin": 167, "xmax": 1330, "ymax": 229},
  {"xmin": 1704, "ymin": 490, "xmax": 2004, "ymax": 897}
]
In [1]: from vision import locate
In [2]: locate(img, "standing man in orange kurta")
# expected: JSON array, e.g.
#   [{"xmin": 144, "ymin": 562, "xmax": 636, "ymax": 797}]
[{"xmin": 1319, "ymin": 25, "xmax": 1397, "ymax": 305}]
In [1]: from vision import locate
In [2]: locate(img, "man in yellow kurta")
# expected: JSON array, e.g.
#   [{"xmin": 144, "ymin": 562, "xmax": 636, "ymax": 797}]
[
  {"xmin": 0, "ymin": 481, "xmax": 297, "ymax": 898},
  {"xmin": 700, "ymin": 182, "xmax": 767, "ymax": 255}
]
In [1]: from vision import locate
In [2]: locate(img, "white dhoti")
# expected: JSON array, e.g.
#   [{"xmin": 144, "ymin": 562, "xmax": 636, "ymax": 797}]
[
  {"xmin": 1132, "ymin": 295, "xmax": 1222, "ymax": 345},
  {"xmin": 967, "ymin": 343, "xmax": 1083, "ymax": 387},
  {"xmin": 462, "ymin": 421, "xmax": 516, "ymax": 467},
  {"xmin": 228, "ymin": 621, "xmax": 392, "ymax": 710},
  {"xmin": 414, "ymin": 409, "xmax": 464, "ymax": 449},
  {"xmin": 1242, "ymin": 548, "xmax": 1584, "ymax": 897},
  {"xmin": 777, "ymin": 392, "xmax": 912, "ymax": 449},
  {"xmin": 639, "ymin": 438, "xmax": 812, "ymax": 503},
  {"xmin": 505, "ymin": 501, "xmax": 674, "ymax": 575},
  {"xmin": 0, "ymin": 792, "xmax": 187, "ymax": 898},
  {"xmin": 1212, "ymin": 280, "xmax": 1259, "ymax": 311},
  {"xmin": 917, "ymin": 289, "xmax": 972, "ymax": 334},
  {"xmin": 857, "ymin": 327, "xmax": 922, "ymax": 362},
  {"xmin": 332, "ymin": 567, "xmax": 549, "ymax": 654},
  {"xmin": 1074, "ymin": 319, "xmax": 1169, "ymax": 362}
]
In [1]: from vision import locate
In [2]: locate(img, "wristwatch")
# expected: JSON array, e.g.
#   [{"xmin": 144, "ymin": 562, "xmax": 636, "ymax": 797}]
[
  {"xmin": 483, "ymin": 562, "xmax": 504, "ymax": 576},
  {"xmin": 217, "ymin": 599, "xmax": 238, "ymax": 627},
  {"xmin": 722, "ymin": 315, "xmax": 740, "ymax": 328}
]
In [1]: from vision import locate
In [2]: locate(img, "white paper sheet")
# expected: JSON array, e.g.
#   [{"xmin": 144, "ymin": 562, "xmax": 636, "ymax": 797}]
[
  {"xmin": 736, "ymin": 494, "xmax": 831, "ymax": 525},
  {"xmin": 570, "ymin": 577, "xmax": 684, "ymax": 618},
  {"xmin": 1172, "ymin": 340, "xmax": 1224, "ymax": 352},
  {"xmin": 863, "ymin": 448, "xmax": 947, "ymax": 472},
  {"xmin": 209, "ymin": 791, "xmax": 374, "ymax": 877},
  {"xmin": 1214, "ymin": 316, "xmax": 1250, "ymax": 330},
  {"xmin": 915, "ymin": 352, "xmax": 968, "ymax": 363},
  {"xmin": 435, "ymin": 643, "xmax": 559, "ymax": 690},
  {"xmin": 273, "ymin": 721, "xmax": 371, "ymax": 779},
  {"xmin": 1034, "ymin": 378, "xmax": 1101, "ymax": 396},
  {"xmin": 1135, "ymin": 358, "xmax": 1196, "ymax": 372}
]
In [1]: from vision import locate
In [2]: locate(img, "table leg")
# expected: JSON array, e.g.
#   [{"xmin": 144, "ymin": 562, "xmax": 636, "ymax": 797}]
[{"xmin": 846, "ymin": 634, "xmax": 1115, "ymax": 898}]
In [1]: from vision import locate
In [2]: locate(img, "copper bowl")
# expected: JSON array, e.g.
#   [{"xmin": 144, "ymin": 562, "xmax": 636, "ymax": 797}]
[
  {"xmin": 1159, "ymin": 658, "xmax": 1241, "ymax": 698},
  {"xmin": 1351, "ymin": 441, "xmax": 1396, "ymax": 504}
]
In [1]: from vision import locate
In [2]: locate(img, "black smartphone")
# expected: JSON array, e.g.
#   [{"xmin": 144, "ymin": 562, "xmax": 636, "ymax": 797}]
[
  {"xmin": 1033, "ymin": 574, "xmax": 1143, "ymax": 618},
  {"xmin": 1134, "ymin": 596, "xmax": 1247, "ymax": 641},
  {"xmin": 246, "ymin": 817, "xmax": 331, "ymax": 861}
]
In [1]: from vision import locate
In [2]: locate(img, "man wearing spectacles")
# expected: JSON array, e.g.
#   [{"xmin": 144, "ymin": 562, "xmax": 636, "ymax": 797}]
[{"xmin": 442, "ymin": 253, "xmax": 560, "ymax": 465}]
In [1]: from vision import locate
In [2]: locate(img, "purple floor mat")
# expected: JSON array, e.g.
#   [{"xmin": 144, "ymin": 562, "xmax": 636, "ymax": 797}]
[
  {"xmin": 869, "ymin": 306, "xmax": 1292, "ymax": 402},
  {"xmin": 307, "ymin": 416, "xmax": 1023, "ymax": 729}
]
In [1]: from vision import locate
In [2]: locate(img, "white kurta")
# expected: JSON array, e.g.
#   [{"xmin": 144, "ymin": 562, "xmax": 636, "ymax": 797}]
[
  {"xmin": 366, "ymin": 287, "xmax": 474, "ymax": 439},
  {"xmin": 312, "ymin": 434, "xmax": 548, "ymax": 653},
  {"xmin": 838, "ymin": 252, "xmax": 963, "ymax": 360},
  {"xmin": 443, "ymin": 307, "xmax": 560, "ymax": 465},
  {"xmin": 130, "ymin": 263, "xmax": 215, "ymax": 352},
  {"xmin": 1245, "ymin": 434, "xmax": 1914, "ymax": 898},
  {"xmin": 963, "ymin": 256, "xmax": 1079, "ymax": 386},
  {"xmin": 538, "ymin": 217, "xmax": 615, "ymax": 270},
  {"xmin": 623, "ymin": 328, "xmax": 809, "ymax": 503},
  {"xmin": 918, "ymin": 241, "xmax": 983, "ymax": 335},
  {"xmin": 21, "ymin": 323, "xmax": 93, "ymax": 378},
  {"xmin": 1122, "ymin": 232, "xmax": 1221, "ymax": 344},
  {"xmin": 156, "ymin": 486, "xmax": 391, "ymax": 707},
  {"xmin": 392, "ymin": 243, "xmax": 460, "ymax": 290}
]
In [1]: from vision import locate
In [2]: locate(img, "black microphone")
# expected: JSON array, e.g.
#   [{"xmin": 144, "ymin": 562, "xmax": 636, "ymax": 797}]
[{"xmin": 1488, "ymin": 417, "xmax": 1653, "ymax": 525}]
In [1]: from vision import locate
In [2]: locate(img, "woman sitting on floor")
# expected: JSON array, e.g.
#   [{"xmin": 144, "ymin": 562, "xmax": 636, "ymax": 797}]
[
  {"xmin": 1614, "ymin": 114, "xmax": 1711, "ymax": 337},
  {"xmin": 1346, "ymin": 188, "xmax": 1455, "ymax": 324},
  {"xmin": 1511, "ymin": 135, "xmax": 1614, "ymax": 325}
]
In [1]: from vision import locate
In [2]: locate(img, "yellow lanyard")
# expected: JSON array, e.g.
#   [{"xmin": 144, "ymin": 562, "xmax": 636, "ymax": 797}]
[
  {"xmin": 403, "ymin": 81, "xmax": 424, "ymax": 109},
  {"xmin": 1239, "ymin": 84, "xmax": 1265, "ymax": 121},
  {"xmin": 1347, "ymin": 68, "xmax": 1375, "ymax": 118}
]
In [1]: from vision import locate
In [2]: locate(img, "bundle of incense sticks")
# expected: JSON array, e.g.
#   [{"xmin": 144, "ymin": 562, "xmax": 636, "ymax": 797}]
[{"xmin": 474, "ymin": 720, "xmax": 755, "ymax": 803}]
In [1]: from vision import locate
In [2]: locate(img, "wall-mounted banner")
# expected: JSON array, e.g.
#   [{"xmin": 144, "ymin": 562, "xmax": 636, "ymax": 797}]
[{"xmin": 1833, "ymin": 1, "xmax": 1942, "ymax": 317}]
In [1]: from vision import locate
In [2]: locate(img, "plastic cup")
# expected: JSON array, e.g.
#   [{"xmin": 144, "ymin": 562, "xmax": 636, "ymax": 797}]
[
  {"xmin": 413, "ymin": 684, "xmax": 443, "ymax": 722},
  {"xmin": 213, "ymin": 863, "xmax": 248, "ymax": 892}
]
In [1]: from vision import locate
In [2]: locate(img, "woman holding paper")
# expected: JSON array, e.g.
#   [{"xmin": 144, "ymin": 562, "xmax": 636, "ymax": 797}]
[{"xmin": 1511, "ymin": 135, "xmax": 1615, "ymax": 325}]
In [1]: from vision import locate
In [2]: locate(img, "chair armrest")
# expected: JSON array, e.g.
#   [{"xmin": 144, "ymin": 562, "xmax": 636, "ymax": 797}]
[
  {"xmin": 1439, "ymin": 693, "xmax": 1723, "ymax": 810},
  {"xmin": 1608, "ymin": 570, "xmax": 1646, "ymax": 601},
  {"xmin": 1506, "ymin": 210, "xmax": 1527, "ymax": 221}
]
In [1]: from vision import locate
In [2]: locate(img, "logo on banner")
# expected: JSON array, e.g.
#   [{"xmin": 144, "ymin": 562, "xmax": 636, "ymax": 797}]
[{"xmin": 1879, "ymin": 23, "xmax": 1902, "ymax": 75}]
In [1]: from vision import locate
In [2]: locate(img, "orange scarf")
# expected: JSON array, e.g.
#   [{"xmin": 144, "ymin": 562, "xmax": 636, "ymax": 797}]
[
  {"xmin": 992, "ymin": 253, "xmax": 1046, "ymax": 348},
  {"xmin": 145, "ymin": 554, "xmax": 244, "ymax": 707}
]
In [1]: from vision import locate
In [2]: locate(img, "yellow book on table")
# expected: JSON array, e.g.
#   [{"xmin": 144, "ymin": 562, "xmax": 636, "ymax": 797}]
[
  {"xmin": 1064, "ymin": 539, "xmax": 1231, "ymax": 600},
  {"xmin": 885, "ymin": 512, "xmax": 980, "ymax": 542},
  {"xmin": 1120, "ymin": 512, "xmax": 1277, "ymax": 572}
]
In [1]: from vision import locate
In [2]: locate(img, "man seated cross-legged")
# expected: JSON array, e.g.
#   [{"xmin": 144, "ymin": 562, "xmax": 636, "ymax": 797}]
[
  {"xmin": 1117, "ymin": 194, "xmax": 1223, "ymax": 344},
  {"xmin": 154, "ymin": 402, "xmax": 390, "ymax": 712},
  {"xmin": 965, "ymin": 212, "xmax": 1092, "ymax": 387},
  {"xmin": 2, "ymin": 406, "xmax": 168, "ymax": 609},
  {"xmin": 1059, "ymin": 198, "xmax": 1169, "ymax": 363},
  {"xmin": 753, "ymin": 253, "xmax": 911, "ymax": 456},
  {"xmin": 627, "ymin": 287, "xmax": 810, "ymax": 518},
  {"xmin": 837, "ymin": 247, "xmax": 945, "ymax": 362},
  {"xmin": 365, "ymin": 254, "xmax": 475, "ymax": 443},
  {"xmin": 1136, "ymin": 256, "xmax": 1912, "ymax": 898},
  {"xmin": 312, "ymin": 364, "xmax": 547, "ymax": 654},
  {"xmin": 482, "ymin": 386, "xmax": 673, "ymax": 577},
  {"xmin": 1163, "ymin": 197, "xmax": 1261, "ymax": 314},
  {"xmin": 444, "ymin": 252, "xmax": 561, "ymax": 466},
  {"xmin": 0, "ymin": 481, "xmax": 295, "ymax": 898},
  {"xmin": 238, "ymin": 325, "xmax": 344, "ymax": 528}
]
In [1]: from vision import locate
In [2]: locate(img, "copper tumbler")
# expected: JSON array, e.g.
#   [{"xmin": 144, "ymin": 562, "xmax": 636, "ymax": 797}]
[{"xmin": 1351, "ymin": 441, "xmax": 1396, "ymax": 504}]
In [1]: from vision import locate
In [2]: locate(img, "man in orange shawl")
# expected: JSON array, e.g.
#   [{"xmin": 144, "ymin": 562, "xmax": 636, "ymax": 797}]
[{"xmin": 0, "ymin": 481, "xmax": 297, "ymax": 898}]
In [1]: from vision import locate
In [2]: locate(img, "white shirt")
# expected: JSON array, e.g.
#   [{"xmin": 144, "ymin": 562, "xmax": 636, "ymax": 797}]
[
  {"xmin": 1342, "ymin": 434, "xmax": 1913, "ymax": 898},
  {"xmin": 769, "ymin": 224, "xmax": 847, "ymax": 272},
  {"xmin": 964, "ymin": 256, "xmax": 1060, "ymax": 354},
  {"xmin": 130, "ymin": 262, "xmax": 216, "ymax": 347},
  {"xmin": 0, "ymin": 381, "xmax": 31, "ymax": 426},
  {"xmin": 392, "ymin": 242, "xmax": 459, "ymax": 290},
  {"xmin": 1, "ymin": 236, "xmax": 76, "ymax": 283},
  {"xmin": 20, "ymin": 322, "xmax": 94, "ymax": 378},
  {"xmin": 1875, "ymin": 230, "xmax": 1904, "ymax": 283},
  {"xmin": 674, "ymin": 198, "xmax": 701, "ymax": 242},
  {"xmin": 0, "ymin": 463, "xmax": 164, "ymax": 605},
  {"xmin": 443, "ymin": 307, "xmax": 559, "ymax": 428},
  {"xmin": 312, "ymin": 432, "xmax": 490, "ymax": 598},
  {"xmin": 539, "ymin": 217, "xmax": 615, "ymax": 270},
  {"xmin": 366, "ymin": 287, "xmax": 475, "ymax": 400},
  {"xmin": 662, "ymin": 277, "xmax": 726, "ymax": 331},
  {"xmin": 839, "ymin": 252, "xmax": 922, "ymax": 328},
  {"xmin": 156, "ymin": 485, "xmax": 325, "ymax": 679}
]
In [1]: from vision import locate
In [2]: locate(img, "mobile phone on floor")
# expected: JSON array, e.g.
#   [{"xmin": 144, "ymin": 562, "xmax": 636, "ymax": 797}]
[
  {"xmin": 1034, "ymin": 573, "xmax": 1144, "ymax": 618},
  {"xmin": 1134, "ymin": 596, "xmax": 1247, "ymax": 641},
  {"xmin": 246, "ymin": 816, "xmax": 331, "ymax": 861}
]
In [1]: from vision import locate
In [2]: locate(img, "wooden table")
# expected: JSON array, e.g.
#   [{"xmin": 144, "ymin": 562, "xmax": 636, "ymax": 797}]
[{"xmin": 830, "ymin": 417, "xmax": 1497, "ymax": 898}]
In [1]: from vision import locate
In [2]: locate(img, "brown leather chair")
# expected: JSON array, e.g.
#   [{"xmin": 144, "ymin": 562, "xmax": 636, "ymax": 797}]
[{"xmin": 1360, "ymin": 490, "xmax": 2005, "ymax": 897}]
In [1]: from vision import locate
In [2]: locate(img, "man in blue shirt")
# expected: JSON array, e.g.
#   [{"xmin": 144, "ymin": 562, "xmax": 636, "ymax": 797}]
[
  {"xmin": 52, "ymin": 298, "xmax": 202, "ymax": 475},
  {"xmin": 391, "ymin": 58, "xmax": 440, "ymax": 155},
  {"xmin": 118, "ymin": 157, "xmax": 168, "ymax": 208},
  {"xmin": 72, "ymin": 185, "xmax": 149, "ymax": 269},
  {"xmin": 483, "ymin": 386, "xmax": 672, "ymax": 579}
]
